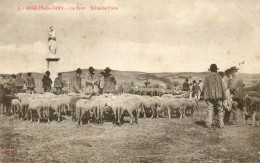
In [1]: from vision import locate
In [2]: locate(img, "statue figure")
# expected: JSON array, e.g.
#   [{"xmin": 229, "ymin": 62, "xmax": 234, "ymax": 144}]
[{"xmin": 48, "ymin": 26, "xmax": 57, "ymax": 55}]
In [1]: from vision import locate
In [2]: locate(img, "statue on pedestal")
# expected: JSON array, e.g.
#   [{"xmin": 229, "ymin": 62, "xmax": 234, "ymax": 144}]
[{"xmin": 48, "ymin": 26, "xmax": 57, "ymax": 56}]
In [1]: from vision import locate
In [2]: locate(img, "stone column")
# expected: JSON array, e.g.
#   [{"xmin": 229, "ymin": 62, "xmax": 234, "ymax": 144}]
[{"xmin": 46, "ymin": 57, "xmax": 60, "ymax": 87}]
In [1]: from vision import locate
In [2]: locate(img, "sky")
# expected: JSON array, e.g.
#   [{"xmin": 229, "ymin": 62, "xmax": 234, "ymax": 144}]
[{"xmin": 0, "ymin": 0, "xmax": 260, "ymax": 74}]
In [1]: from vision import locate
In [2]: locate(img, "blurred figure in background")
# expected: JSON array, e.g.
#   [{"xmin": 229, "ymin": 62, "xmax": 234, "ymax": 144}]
[
  {"xmin": 26, "ymin": 72, "xmax": 35, "ymax": 94},
  {"xmin": 99, "ymin": 72, "xmax": 105, "ymax": 94},
  {"xmin": 15, "ymin": 73, "xmax": 27, "ymax": 93},
  {"xmin": 182, "ymin": 78, "xmax": 190, "ymax": 91},
  {"xmin": 54, "ymin": 73, "xmax": 64, "ymax": 95},
  {"xmin": 198, "ymin": 80, "xmax": 203, "ymax": 100}
]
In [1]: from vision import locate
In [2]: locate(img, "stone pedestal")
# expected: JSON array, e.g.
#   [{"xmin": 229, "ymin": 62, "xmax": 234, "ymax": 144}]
[{"xmin": 46, "ymin": 57, "xmax": 60, "ymax": 87}]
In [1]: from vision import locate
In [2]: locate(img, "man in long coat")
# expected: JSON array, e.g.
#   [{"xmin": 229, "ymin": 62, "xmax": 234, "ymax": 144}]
[
  {"xmin": 54, "ymin": 73, "xmax": 64, "ymax": 95},
  {"xmin": 103, "ymin": 67, "xmax": 117, "ymax": 93},
  {"xmin": 71, "ymin": 68, "xmax": 83, "ymax": 94},
  {"xmin": 42, "ymin": 71, "xmax": 52, "ymax": 92},
  {"xmin": 203, "ymin": 64, "xmax": 226, "ymax": 128},
  {"xmin": 85, "ymin": 67, "xmax": 99, "ymax": 95}
]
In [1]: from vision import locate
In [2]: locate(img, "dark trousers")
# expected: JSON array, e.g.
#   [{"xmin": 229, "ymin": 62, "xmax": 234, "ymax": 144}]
[
  {"xmin": 15, "ymin": 86, "xmax": 24, "ymax": 93},
  {"xmin": 56, "ymin": 87, "xmax": 63, "ymax": 95},
  {"xmin": 44, "ymin": 86, "xmax": 51, "ymax": 92}
]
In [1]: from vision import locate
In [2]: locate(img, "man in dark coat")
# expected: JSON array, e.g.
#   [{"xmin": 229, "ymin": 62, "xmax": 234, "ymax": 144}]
[
  {"xmin": 103, "ymin": 67, "xmax": 116, "ymax": 93},
  {"xmin": 42, "ymin": 71, "xmax": 52, "ymax": 92},
  {"xmin": 71, "ymin": 68, "xmax": 82, "ymax": 93},
  {"xmin": 26, "ymin": 73, "xmax": 35, "ymax": 94},
  {"xmin": 183, "ymin": 78, "xmax": 190, "ymax": 91},
  {"xmin": 203, "ymin": 64, "xmax": 226, "ymax": 128},
  {"xmin": 54, "ymin": 73, "xmax": 64, "ymax": 95}
]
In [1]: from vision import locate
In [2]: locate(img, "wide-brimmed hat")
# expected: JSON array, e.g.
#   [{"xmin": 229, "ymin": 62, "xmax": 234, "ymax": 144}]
[
  {"xmin": 89, "ymin": 66, "xmax": 95, "ymax": 72},
  {"xmin": 104, "ymin": 67, "xmax": 112, "ymax": 72},
  {"xmin": 229, "ymin": 66, "xmax": 239, "ymax": 73},
  {"xmin": 208, "ymin": 63, "xmax": 219, "ymax": 71},
  {"xmin": 58, "ymin": 73, "xmax": 62, "ymax": 76},
  {"xmin": 100, "ymin": 72, "xmax": 105, "ymax": 75},
  {"xmin": 193, "ymin": 80, "xmax": 196, "ymax": 83},
  {"xmin": 11, "ymin": 74, "xmax": 16, "ymax": 77},
  {"xmin": 75, "ymin": 68, "xmax": 82, "ymax": 74},
  {"xmin": 45, "ymin": 71, "xmax": 50, "ymax": 75},
  {"xmin": 27, "ymin": 72, "xmax": 32, "ymax": 76},
  {"xmin": 224, "ymin": 69, "xmax": 231, "ymax": 76}
]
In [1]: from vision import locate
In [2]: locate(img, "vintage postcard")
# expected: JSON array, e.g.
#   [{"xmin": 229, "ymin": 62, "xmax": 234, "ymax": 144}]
[{"xmin": 0, "ymin": 0, "xmax": 260, "ymax": 162}]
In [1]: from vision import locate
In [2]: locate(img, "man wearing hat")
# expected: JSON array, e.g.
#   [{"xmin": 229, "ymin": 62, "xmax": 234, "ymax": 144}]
[
  {"xmin": 71, "ymin": 68, "xmax": 83, "ymax": 94},
  {"xmin": 42, "ymin": 71, "xmax": 52, "ymax": 92},
  {"xmin": 15, "ymin": 73, "xmax": 27, "ymax": 93},
  {"xmin": 183, "ymin": 78, "xmax": 190, "ymax": 91},
  {"xmin": 191, "ymin": 80, "xmax": 200, "ymax": 99},
  {"xmin": 26, "ymin": 73, "xmax": 35, "ymax": 94},
  {"xmin": 54, "ymin": 73, "xmax": 64, "ymax": 95},
  {"xmin": 203, "ymin": 64, "xmax": 226, "ymax": 128},
  {"xmin": 85, "ymin": 66, "xmax": 99, "ymax": 95},
  {"xmin": 102, "ymin": 67, "xmax": 117, "ymax": 93},
  {"xmin": 227, "ymin": 66, "xmax": 246, "ymax": 124}
]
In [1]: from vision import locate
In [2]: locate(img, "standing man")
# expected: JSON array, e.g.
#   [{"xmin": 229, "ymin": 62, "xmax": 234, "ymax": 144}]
[
  {"xmin": 8, "ymin": 74, "xmax": 16, "ymax": 95},
  {"xmin": 54, "ymin": 73, "xmax": 64, "ymax": 95},
  {"xmin": 103, "ymin": 67, "xmax": 117, "ymax": 93},
  {"xmin": 85, "ymin": 67, "xmax": 98, "ymax": 95},
  {"xmin": 228, "ymin": 66, "xmax": 246, "ymax": 124},
  {"xmin": 183, "ymin": 78, "xmax": 190, "ymax": 91},
  {"xmin": 26, "ymin": 73, "xmax": 35, "ymax": 94},
  {"xmin": 42, "ymin": 71, "xmax": 52, "ymax": 92},
  {"xmin": 203, "ymin": 64, "xmax": 226, "ymax": 128},
  {"xmin": 15, "ymin": 73, "xmax": 27, "ymax": 93},
  {"xmin": 198, "ymin": 80, "xmax": 203, "ymax": 100},
  {"xmin": 99, "ymin": 72, "xmax": 105, "ymax": 94},
  {"xmin": 144, "ymin": 79, "xmax": 150, "ymax": 88},
  {"xmin": 71, "ymin": 68, "xmax": 83, "ymax": 94},
  {"xmin": 191, "ymin": 80, "xmax": 200, "ymax": 99}
]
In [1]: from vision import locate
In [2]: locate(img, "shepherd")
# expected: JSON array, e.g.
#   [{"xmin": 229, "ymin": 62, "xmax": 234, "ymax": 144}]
[
  {"xmin": 85, "ymin": 66, "xmax": 99, "ymax": 95},
  {"xmin": 203, "ymin": 64, "xmax": 226, "ymax": 128},
  {"xmin": 102, "ymin": 67, "xmax": 117, "ymax": 93}
]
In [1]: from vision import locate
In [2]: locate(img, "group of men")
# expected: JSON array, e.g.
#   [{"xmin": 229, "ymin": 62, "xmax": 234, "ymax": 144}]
[
  {"xmin": 183, "ymin": 78, "xmax": 204, "ymax": 100},
  {"xmin": 202, "ymin": 64, "xmax": 246, "ymax": 128},
  {"xmin": 0, "ymin": 66, "xmax": 117, "ymax": 95},
  {"xmin": 70, "ymin": 66, "xmax": 117, "ymax": 95},
  {"xmin": 0, "ymin": 73, "xmax": 36, "ymax": 94}
]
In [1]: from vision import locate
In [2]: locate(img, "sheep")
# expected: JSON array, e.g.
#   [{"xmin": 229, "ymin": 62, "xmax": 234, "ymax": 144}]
[
  {"xmin": 11, "ymin": 99, "xmax": 20, "ymax": 117},
  {"xmin": 158, "ymin": 98, "xmax": 186, "ymax": 119},
  {"xmin": 75, "ymin": 99, "xmax": 98, "ymax": 125}
]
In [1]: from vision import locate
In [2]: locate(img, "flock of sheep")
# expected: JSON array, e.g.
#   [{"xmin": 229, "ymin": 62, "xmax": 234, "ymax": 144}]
[{"xmin": 1, "ymin": 92, "xmax": 198, "ymax": 126}]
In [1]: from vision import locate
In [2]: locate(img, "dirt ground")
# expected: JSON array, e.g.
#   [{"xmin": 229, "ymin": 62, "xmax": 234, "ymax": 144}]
[{"xmin": 0, "ymin": 102, "xmax": 259, "ymax": 163}]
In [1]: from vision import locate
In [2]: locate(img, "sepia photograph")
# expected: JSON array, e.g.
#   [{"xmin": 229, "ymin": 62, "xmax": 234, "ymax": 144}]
[{"xmin": 0, "ymin": 0, "xmax": 260, "ymax": 162}]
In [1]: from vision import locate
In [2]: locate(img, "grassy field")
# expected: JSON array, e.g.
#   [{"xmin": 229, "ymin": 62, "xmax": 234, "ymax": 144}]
[{"xmin": 0, "ymin": 101, "xmax": 259, "ymax": 163}]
